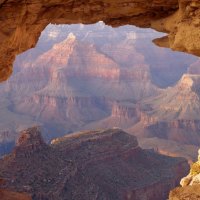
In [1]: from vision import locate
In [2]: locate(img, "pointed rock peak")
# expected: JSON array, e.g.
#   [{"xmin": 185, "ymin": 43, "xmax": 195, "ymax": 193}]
[
  {"xmin": 16, "ymin": 127, "xmax": 45, "ymax": 148},
  {"xmin": 13, "ymin": 127, "xmax": 47, "ymax": 158},
  {"xmin": 52, "ymin": 32, "xmax": 76, "ymax": 50},
  {"xmin": 180, "ymin": 74, "xmax": 194, "ymax": 87},
  {"xmin": 67, "ymin": 32, "xmax": 76, "ymax": 40},
  {"xmin": 179, "ymin": 74, "xmax": 200, "ymax": 89}
]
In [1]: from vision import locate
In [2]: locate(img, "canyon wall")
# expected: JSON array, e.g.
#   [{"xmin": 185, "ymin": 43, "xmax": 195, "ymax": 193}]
[
  {"xmin": 128, "ymin": 73, "xmax": 200, "ymax": 146},
  {"xmin": 0, "ymin": 25, "xmax": 199, "ymax": 159}
]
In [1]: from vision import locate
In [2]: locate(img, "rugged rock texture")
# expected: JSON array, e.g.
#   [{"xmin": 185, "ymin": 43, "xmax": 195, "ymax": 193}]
[
  {"xmin": 13, "ymin": 127, "xmax": 47, "ymax": 158},
  {"xmin": 0, "ymin": 127, "xmax": 189, "ymax": 200},
  {"xmin": 169, "ymin": 185, "xmax": 200, "ymax": 200},
  {"xmin": 1, "ymin": 25, "xmax": 172, "ymax": 154},
  {"xmin": 1, "ymin": 24, "xmax": 198, "ymax": 162},
  {"xmin": 0, "ymin": 0, "xmax": 200, "ymax": 81},
  {"xmin": 9, "ymin": 31, "xmax": 157, "ymax": 99},
  {"xmin": 0, "ymin": 178, "xmax": 31, "ymax": 200},
  {"xmin": 169, "ymin": 149, "xmax": 200, "ymax": 200},
  {"xmin": 128, "ymin": 74, "xmax": 200, "ymax": 145},
  {"xmin": 8, "ymin": 32, "xmax": 159, "ymax": 134},
  {"xmin": 111, "ymin": 102, "xmax": 140, "ymax": 120},
  {"xmin": 0, "ymin": 190, "xmax": 31, "ymax": 200},
  {"xmin": 83, "ymin": 102, "xmax": 141, "ymax": 130}
]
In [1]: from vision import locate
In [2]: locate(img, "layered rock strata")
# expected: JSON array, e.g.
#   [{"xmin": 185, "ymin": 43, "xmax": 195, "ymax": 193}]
[{"xmin": 129, "ymin": 74, "xmax": 200, "ymax": 145}]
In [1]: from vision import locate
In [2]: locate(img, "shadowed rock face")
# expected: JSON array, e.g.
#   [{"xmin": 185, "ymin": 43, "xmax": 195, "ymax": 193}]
[
  {"xmin": 0, "ymin": 127, "xmax": 189, "ymax": 200},
  {"xmin": 1, "ymin": 31, "xmax": 160, "ymax": 142},
  {"xmin": 0, "ymin": 0, "xmax": 200, "ymax": 81},
  {"xmin": 0, "ymin": 178, "xmax": 31, "ymax": 200}
]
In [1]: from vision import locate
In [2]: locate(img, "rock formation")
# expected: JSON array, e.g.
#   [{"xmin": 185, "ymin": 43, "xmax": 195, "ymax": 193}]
[
  {"xmin": 13, "ymin": 127, "xmax": 47, "ymax": 158},
  {"xmin": 169, "ymin": 149, "xmax": 200, "ymax": 200},
  {"xmin": 2, "ymin": 25, "xmax": 173, "ymax": 155},
  {"xmin": 180, "ymin": 149, "xmax": 200, "ymax": 187},
  {"xmin": 128, "ymin": 74, "xmax": 200, "ymax": 145},
  {"xmin": 3, "ymin": 31, "xmax": 159, "ymax": 138},
  {"xmin": 0, "ymin": 127, "xmax": 189, "ymax": 200},
  {"xmin": 0, "ymin": 178, "xmax": 31, "ymax": 200},
  {"xmin": 83, "ymin": 102, "xmax": 141, "ymax": 130},
  {"xmin": 1, "ymin": 24, "xmax": 198, "ymax": 159},
  {"xmin": 138, "ymin": 137, "xmax": 199, "ymax": 164},
  {"xmin": 0, "ymin": 0, "xmax": 200, "ymax": 81}
]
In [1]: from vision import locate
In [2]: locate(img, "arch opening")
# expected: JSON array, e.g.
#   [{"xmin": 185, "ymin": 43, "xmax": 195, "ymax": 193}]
[{"xmin": 0, "ymin": 22, "xmax": 199, "ymax": 163}]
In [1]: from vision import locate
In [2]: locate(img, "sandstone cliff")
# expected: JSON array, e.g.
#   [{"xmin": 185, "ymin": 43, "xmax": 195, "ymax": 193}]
[
  {"xmin": 0, "ymin": 0, "xmax": 200, "ymax": 81},
  {"xmin": 83, "ymin": 102, "xmax": 141, "ymax": 130},
  {"xmin": 8, "ymin": 33, "xmax": 159, "ymax": 135},
  {"xmin": 1, "ymin": 26, "xmax": 169, "ymax": 155},
  {"xmin": 128, "ymin": 74, "xmax": 200, "ymax": 145}
]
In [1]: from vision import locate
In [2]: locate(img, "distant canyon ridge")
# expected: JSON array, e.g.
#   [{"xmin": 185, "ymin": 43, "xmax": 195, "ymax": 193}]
[{"xmin": 0, "ymin": 23, "xmax": 199, "ymax": 162}]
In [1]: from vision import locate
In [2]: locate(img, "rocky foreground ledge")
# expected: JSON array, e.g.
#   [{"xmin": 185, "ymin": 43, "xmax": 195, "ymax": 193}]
[
  {"xmin": 169, "ymin": 150, "xmax": 200, "ymax": 200},
  {"xmin": 0, "ymin": 178, "xmax": 31, "ymax": 200},
  {"xmin": 0, "ymin": 127, "xmax": 189, "ymax": 200}
]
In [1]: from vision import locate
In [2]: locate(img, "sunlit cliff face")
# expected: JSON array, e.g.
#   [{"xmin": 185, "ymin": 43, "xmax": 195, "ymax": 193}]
[{"xmin": 0, "ymin": 0, "xmax": 200, "ymax": 81}]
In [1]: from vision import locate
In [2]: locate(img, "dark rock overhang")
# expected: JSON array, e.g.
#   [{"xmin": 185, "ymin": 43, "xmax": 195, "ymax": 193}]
[{"xmin": 0, "ymin": 0, "xmax": 199, "ymax": 81}]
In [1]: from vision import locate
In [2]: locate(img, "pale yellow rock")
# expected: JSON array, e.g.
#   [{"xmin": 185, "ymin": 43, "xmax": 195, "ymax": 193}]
[
  {"xmin": 180, "ymin": 175, "xmax": 193, "ymax": 187},
  {"xmin": 190, "ymin": 173, "xmax": 200, "ymax": 185},
  {"xmin": 198, "ymin": 149, "xmax": 200, "ymax": 161},
  {"xmin": 180, "ymin": 148, "xmax": 200, "ymax": 187}
]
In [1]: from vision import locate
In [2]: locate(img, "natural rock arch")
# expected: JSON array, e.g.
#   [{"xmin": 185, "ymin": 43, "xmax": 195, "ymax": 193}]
[{"xmin": 0, "ymin": 0, "xmax": 200, "ymax": 81}]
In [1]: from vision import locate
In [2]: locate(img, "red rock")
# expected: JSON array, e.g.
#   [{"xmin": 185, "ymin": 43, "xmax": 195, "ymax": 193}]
[
  {"xmin": 0, "ymin": 128, "xmax": 189, "ymax": 200},
  {"xmin": 128, "ymin": 74, "xmax": 200, "ymax": 145}
]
